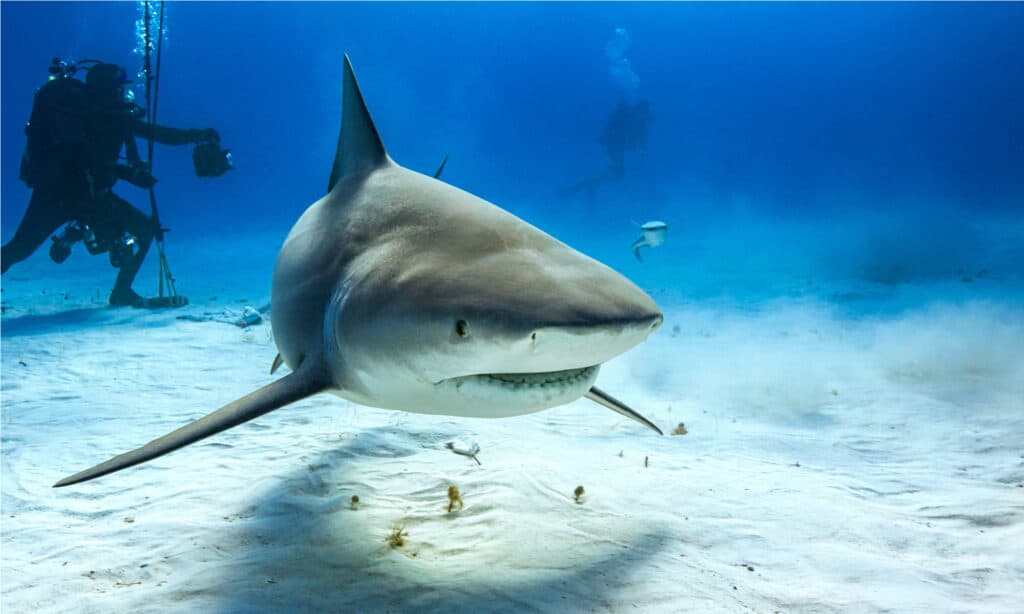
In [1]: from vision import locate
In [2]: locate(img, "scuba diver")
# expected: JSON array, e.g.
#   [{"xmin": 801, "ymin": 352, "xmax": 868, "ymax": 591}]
[
  {"xmin": 1, "ymin": 58, "xmax": 227, "ymax": 307},
  {"xmin": 559, "ymin": 100, "xmax": 652, "ymax": 204}
]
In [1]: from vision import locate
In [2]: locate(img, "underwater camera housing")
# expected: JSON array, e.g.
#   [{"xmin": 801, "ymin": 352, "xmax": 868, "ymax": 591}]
[
  {"xmin": 49, "ymin": 222, "xmax": 85, "ymax": 264},
  {"xmin": 49, "ymin": 222, "xmax": 137, "ymax": 268},
  {"xmin": 192, "ymin": 141, "xmax": 233, "ymax": 178},
  {"xmin": 107, "ymin": 233, "xmax": 138, "ymax": 269}
]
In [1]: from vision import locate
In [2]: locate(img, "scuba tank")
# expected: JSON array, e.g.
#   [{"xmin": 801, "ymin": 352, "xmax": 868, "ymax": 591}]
[{"xmin": 19, "ymin": 58, "xmax": 96, "ymax": 188}]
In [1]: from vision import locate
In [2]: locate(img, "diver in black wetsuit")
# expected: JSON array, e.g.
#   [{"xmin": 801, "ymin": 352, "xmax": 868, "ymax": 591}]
[
  {"xmin": 559, "ymin": 100, "xmax": 652, "ymax": 204},
  {"xmin": 1, "ymin": 60, "xmax": 220, "ymax": 307}
]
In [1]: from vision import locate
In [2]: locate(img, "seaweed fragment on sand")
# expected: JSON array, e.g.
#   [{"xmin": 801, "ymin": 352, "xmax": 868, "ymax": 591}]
[
  {"xmin": 386, "ymin": 525, "xmax": 408, "ymax": 548},
  {"xmin": 447, "ymin": 485, "xmax": 464, "ymax": 512}
]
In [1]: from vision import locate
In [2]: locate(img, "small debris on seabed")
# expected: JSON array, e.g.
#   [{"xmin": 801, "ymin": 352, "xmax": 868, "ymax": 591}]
[
  {"xmin": 444, "ymin": 440, "xmax": 481, "ymax": 465},
  {"xmin": 645, "ymin": 455, "xmax": 649, "ymax": 467},
  {"xmin": 447, "ymin": 485, "xmax": 464, "ymax": 512},
  {"xmin": 670, "ymin": 422, "xmax": 688, "ymax": 436},
  {"xmin": 386, "ymin": 525, "xmax": 408, "ymax": 548},
  {"xmin": 177, "ymin": 305, "xmax": 264, "ymax": 328},
  {"xmin": 350, "ymin": 495, "xmax": 360, "ymax": 509},
  {"xmin": 574, "ymin": 485, "xmax": 586, "ymax": 503}
]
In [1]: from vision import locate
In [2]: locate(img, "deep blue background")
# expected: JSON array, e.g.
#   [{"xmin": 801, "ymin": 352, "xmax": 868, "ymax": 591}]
[{"xmin": 3, "ymin": 2, "xmax": 1022, "ymax": 243}]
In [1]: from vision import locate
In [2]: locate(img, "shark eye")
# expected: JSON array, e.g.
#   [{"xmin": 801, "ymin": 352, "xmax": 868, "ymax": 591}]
[{"xmin": 454, "ymin": 319, "xmax": 471, "ymax": 338}]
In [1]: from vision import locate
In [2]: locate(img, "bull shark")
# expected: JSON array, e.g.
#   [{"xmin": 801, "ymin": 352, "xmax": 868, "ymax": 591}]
[{"xmin": 55, "ymin": 55, "xmax": 663, "ymax": 488}]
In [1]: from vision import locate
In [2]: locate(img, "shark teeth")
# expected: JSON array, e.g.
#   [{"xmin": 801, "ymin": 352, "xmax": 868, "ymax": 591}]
[{"xmin": 470, "ymin": 365, "xmax": 598, "ymax": 389}]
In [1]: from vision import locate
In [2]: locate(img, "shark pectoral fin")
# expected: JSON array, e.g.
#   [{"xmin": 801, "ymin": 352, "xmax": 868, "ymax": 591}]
[
  {"xmin": 53, "ymin": 366, "xmax": 329, "ymax": 487},
  {"xmin": 585, "ymin": 386, "xmax": 663, "ymax": 435},
  {"xmin": 270, "ymin": 353, "xmax": 283, "ymax": 375}
]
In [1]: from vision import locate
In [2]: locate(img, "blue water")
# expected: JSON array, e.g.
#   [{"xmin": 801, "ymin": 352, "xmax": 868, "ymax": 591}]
[
  {"xmin": 2, "ymin": 2, "xmax": 1022, "ymax": 245},
  {"xmin": 3, "ymin": 5, "xmax": 1024, "ymax": 611}
]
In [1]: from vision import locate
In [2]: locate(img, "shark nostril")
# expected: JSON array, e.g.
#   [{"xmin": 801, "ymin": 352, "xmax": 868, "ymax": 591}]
[
  {"xmin": 650, "ymin": 315, "xmax": 663, "ymax": 330},
  {"xmin": 455, "ymin": 319, "xmax": 471, "ymax": 338}
]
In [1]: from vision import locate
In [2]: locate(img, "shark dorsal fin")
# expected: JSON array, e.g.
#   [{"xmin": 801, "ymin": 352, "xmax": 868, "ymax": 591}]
[{"xmin": 327, "ymin": 54, "xmax": 389, "ymax": 193}]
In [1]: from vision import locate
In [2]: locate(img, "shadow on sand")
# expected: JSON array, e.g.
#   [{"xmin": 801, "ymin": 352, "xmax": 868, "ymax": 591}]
[
  {"xmin": 208, "ymin": 427, "xmax": 671, "ymax": 612},
  {"xmin": 0, "ymin": 306, "xmax": 114, "ymax": 337}
]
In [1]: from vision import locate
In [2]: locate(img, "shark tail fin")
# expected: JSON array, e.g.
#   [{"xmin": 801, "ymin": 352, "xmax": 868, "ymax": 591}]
[
  {"xmin": 585, "ymin": 386, "xmax": 662, "ymax": 435},
  {"xmin": 54, "ymin": 365, "xmax": 329, "ymax": 487},
  {"xmin": 327, "ymin": 54, "xmax": 389, "ymax": 194}
]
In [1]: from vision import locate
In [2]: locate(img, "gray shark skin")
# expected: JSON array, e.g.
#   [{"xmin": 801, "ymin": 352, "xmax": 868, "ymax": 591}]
[{"xmin": 55, "ymin": 55, "xmax": 662, "ymax": 488}]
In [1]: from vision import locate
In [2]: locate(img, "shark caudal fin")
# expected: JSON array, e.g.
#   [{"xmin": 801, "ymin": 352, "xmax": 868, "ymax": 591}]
[
  {"xmin": 54, "ymin": 365, "xmax": 328, "ymax": 487},
  {"xmin": 326, "ymin": 54, "xmax": 390, "ymax": 193}
]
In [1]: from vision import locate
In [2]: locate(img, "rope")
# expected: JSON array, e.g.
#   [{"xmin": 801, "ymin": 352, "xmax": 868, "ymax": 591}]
[{"xmin": 140, "ymin": 0, "xmax": 180, "ymax": 300}]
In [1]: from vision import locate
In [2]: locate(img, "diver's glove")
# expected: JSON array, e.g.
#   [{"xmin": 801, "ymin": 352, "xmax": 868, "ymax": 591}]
[
  {"xmin": 189, "ymin": 128, "xmax": 220, "ymax": 144},
  {"xmin": 118, "ymin": 161, "xmax": 158, "ymax": 189}
]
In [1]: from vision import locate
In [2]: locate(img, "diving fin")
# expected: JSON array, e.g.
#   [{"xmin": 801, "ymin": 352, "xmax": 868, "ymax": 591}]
[
  {"xmin": 585, "ymin": 386, "xmax": 662, "ymax": 435},
  {"xmin": 54, "ymin": 365, "xmax": 328, "ymax": 487},
  {"xmin": 631, "ymin": 238, "xmax": 647, "ymax": 262}
]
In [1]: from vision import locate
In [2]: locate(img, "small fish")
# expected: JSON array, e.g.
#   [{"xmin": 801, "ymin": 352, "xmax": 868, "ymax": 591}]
[
  {"xmin": 631, "ymin": 221, "xmax": 667, "ymax": 262},
  {"xmin": 445, "ymin": 440, "xmax": 481, "ymax": 465}
]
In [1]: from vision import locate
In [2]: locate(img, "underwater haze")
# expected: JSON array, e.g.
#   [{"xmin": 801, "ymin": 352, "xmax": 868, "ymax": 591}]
[{"xmin": 2, "ymin": 2, "xmax": 1023, "ymax": 613}]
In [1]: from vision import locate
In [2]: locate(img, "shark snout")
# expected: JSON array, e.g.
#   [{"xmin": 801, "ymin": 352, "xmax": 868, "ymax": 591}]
[
  {"xmin": 546, "ymin": 309, "xmax": 662, "ymax": 335},
  {"xmin": 519, "ymin": 307, "xmax": 662, "ymax": 371}
]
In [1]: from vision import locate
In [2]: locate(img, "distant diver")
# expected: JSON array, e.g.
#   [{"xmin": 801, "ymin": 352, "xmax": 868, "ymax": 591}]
[
  {"xmin": 559, "ymin": 100, "xmax": 652, "ymax": 204},
  {"xmin": 631, "ymin": 221, "xmax": 667, "ymax": 262},
  {"xmin": 1, "ymin": 58, "xmax": 227, "ymax": 307}
]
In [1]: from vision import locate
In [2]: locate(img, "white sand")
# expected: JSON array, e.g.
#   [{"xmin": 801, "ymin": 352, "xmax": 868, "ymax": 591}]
[{"xmin": 2, "ymin": 228, "xmax": 1023, "ymax": 613}]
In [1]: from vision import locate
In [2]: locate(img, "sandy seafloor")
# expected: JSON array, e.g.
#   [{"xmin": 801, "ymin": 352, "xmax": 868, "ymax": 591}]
[{"xmin": 2, "ymin": 218, "xmax": 1023, "ymax": 613}]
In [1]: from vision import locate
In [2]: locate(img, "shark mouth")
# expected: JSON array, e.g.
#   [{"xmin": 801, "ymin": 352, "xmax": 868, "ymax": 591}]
[
  {"xmin": 437, "ymin": 365, "xmax": 601, "ymax": 413},
  {"xmin": 452, "ymin": 365, "xmax": 599, "ymax": 391},
  {"xmin": 434, "ymin": 364, "xmax": 662, "ymax": 434}
]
